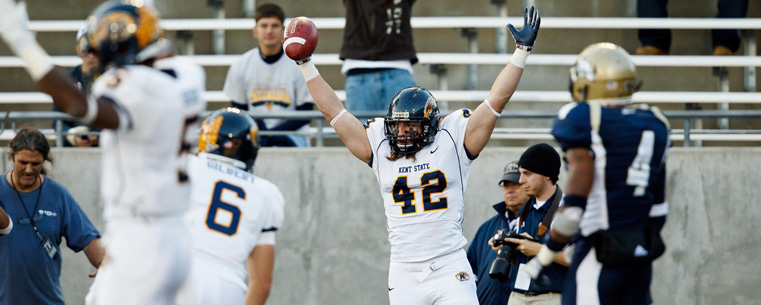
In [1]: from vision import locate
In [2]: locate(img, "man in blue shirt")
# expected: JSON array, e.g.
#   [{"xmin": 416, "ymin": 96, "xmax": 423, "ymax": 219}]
[
  {"xmin": 493, "ymin": 143, "xmax": 569, "ymax": 305},
  {"xmin": 0, "ymin": 128, "xmax": 105, "ymax": 305},
  {"xmin": 467, "ymin": 161, "xmax": 529, "ymax": 305}
]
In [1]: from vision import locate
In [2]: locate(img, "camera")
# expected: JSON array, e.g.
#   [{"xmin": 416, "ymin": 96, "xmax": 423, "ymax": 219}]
[{"xmin": 488, "ymin": 229, "xmax": 534, "ymax": 282}]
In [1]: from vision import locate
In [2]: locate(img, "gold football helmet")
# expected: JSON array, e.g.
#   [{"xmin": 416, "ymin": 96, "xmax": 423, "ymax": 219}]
[{"xmin": 569, "ymin": 42, "xmax": 642, "ymax": 104}]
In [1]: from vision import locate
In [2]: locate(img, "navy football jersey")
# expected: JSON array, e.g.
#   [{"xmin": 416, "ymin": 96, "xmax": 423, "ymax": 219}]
[{"xmin": 552, "ymin": 102, "xmax": 670, "ymax": 236}]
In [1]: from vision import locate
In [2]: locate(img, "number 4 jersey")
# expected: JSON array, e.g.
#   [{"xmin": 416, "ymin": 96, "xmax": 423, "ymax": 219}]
[
  {"xmin": 185, "ymin": 153, "xmax": 285, "ymax": 290},
  {"xmin": 365, "ymin": 109, "xmax": 476, "ymax": 263},
  {"xmin": 551, "ymin": 102, "xmax": 670, "ymax": 237}
]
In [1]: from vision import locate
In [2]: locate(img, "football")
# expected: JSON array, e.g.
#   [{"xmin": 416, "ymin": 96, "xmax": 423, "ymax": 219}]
[{"xmin": 283, "ymin": 17, "xmax": 318, "ymax": 61}]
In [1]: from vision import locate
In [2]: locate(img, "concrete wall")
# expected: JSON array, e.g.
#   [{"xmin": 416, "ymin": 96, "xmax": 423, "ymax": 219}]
[{"xmin": 3, "ymin": 147, "xmax": 759, "ymax": 304}]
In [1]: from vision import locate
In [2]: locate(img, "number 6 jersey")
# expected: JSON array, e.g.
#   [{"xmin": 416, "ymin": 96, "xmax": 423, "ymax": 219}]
[
  {"xmin": 365, "ymin": 109, "xmax": 476, "ymax": 263},
  {"xmin": 551, "ymin": 102, "xmax": 670, "ymax": 237},
  {"xmin": 185, "ymin": 153, "xmax": 285, "ymax": 290}
]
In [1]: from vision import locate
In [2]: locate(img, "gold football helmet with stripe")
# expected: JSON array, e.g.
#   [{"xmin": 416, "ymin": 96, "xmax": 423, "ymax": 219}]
[{"xmin": 570, "ymin": 43, "xmax": 642, "ymax": 105}]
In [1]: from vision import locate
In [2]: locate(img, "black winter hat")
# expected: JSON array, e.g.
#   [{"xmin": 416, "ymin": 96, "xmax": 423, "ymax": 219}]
[{"xmin": 518, "ymin": 143, "xmax": 561, "ymax": 182}]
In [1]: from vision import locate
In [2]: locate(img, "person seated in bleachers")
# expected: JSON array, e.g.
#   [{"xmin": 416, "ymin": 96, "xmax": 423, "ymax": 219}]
[
  {"xmin": 636, "ymin": 0, "xmax": 749, "ymax": 56},
  {"xmin": 223, "ymin": 3, "xmax": 315, "ymax": 147},
  {"xmin": 51, "ymin": 25, "xmax": 100, "ymax": 147}
]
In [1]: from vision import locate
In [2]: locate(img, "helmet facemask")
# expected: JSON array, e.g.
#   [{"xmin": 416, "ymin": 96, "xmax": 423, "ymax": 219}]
[
  {"xmin": 384, "ymin": 118, "xmax": 432, "ymax": 155},
  {"xmin": 384, "ymin": 87, "xmax": 440, "ymax": 156}
]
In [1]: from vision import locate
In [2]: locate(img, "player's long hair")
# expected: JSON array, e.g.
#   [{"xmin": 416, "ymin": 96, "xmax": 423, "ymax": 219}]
[
  {"xmin": 9, "ymin": 127, "xmax": 54, "ymax": 175},
  {"xmin": 386, "ymin": 151, "xmax": 417, "ymax": 162}
]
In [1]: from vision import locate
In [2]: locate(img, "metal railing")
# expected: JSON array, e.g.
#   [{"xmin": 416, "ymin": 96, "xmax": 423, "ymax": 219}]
[
  {"xmin": 2, "ymin": 110, "xmax": 760, "ymax": 148},
  {"xmin": 3, "ymin": 90, "xmax": 761, "ymax": 105},
  {"xmin": 24, "ymin": 17, "xmax": 761, "ymax": 32}
]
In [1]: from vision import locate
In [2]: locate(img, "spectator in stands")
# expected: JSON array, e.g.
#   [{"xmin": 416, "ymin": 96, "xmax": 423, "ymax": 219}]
[
  {"xmin": 490, "ymin": 144, "xmax": 570, "ymax": 305},
  {"xmin": 467, "ymin": 160, "xmax": 529, "ymax": 305},
  {"xmin": 340, "ymin": 0, "xmax": 417, "ymax": 113},
  {"xmin": 224, "ymin": 3, "xmax": 314, "ymax": 147},
  {"xmin": 637, "ymin": 0, "xmax": 749, "ymax": 55},
  {"xmin": 52, "ymin": 24, "xmax": 100, "ymax": 147},
  {"xmin": 0, "ymin": 128, "xmax": 105, "ymax": 305}
]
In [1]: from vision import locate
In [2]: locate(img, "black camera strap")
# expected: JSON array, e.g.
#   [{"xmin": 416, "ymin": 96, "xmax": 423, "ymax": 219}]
[
  {"xmin": 518, "ymin": 186, "xmax": 563, "ymax": 237},
  {"xmin": 538, "ymin": 187, "xmax": 563, "ymax": 236}
]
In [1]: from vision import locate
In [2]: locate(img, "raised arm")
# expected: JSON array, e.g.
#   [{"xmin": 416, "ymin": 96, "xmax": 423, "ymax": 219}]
[
  {"xmin": 464, "ymin": 6, "xmax": 541, "ymax": 156},
  {"xmin": 284, "ymin": 18, "xmax": 372, "ymax": 163},
  {"xmin": 0, "ymin": 0, "xmax": 121, "ymax": 129}
]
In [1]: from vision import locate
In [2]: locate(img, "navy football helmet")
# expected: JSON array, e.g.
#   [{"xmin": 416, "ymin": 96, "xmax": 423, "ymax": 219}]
[
  {"xmin": 384, "ymin": 87, "xmax": 440, "ymax": 155},
  {"xmin": 86, "ymin": 0, "xmax": 170, "ymax": 68},
  {"xmin": 198, "ymin": 108, "xmax": 261, "ymax": 171}
]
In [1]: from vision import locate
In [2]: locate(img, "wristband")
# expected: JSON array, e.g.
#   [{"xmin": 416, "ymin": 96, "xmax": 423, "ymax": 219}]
[
  {"xmin": 483, "ymin": 99, "xmax": 501, "ymax": 118},
  {"xmin": 562, "ymin": 195, "xmax": 588, "ymax": 209},
  {"xmin": 0, "ymin": 217, "xmax": 12, "ymax": 235},
  {"xmin": 509, "ymin": 48, "xmax": 530, "ymax": 69},
  {"xmin": 535, "ymin": 245, "xmax": 556, "ymax": 267},
  {"xmin": 545, "ymin": 236, "xmax": 566, "ymax": 252},
  {"xmin": 298, "ymin": 60, "xmax": 320, "ymax": 81},
  {"xmin": 79, "ymin": 95, "xmax": 99, "ymax": 125},
  {"xmin": 17, "ymin": 42, "xmax": 54, "ymax": 81},
  {"xmin": 330, "ymin": 109, "xmax": 348, "ymax": 127}
]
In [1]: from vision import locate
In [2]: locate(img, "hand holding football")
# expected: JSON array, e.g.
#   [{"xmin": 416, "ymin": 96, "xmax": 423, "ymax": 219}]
[{"xmin": 283, "ymin": 17, "xmax": 318, "ymax": 61}]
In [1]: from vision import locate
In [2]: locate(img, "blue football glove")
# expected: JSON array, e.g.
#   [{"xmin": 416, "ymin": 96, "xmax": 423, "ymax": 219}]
[{"xmin": 507, "ymin": 6, "xmax": 541, "ymax": 51}]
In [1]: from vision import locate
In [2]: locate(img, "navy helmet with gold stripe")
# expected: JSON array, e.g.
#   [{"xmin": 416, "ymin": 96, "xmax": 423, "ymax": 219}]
[
  {"xmin": 86, "ymin": 0, "xmax": 171, "ymax": 68},
  {"xmin": 199, "ymin": 108, "xmax": 261, "ymax": 172},
  {"xmin": 384, "ymin": 86, "xmax": 440, "ymax": 155}
]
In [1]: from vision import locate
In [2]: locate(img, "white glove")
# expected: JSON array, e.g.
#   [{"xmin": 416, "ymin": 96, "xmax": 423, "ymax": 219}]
[
  {"xmin": 524, "ymin": 257, "xmax": 544, "ymax": 279},
  {"xmin": 0, "ymin": 0, "xmax": 53, "ymax": 81},
  {"xmin": 0, "ymin": 0, "xmax": 36, "ymax": 54}
]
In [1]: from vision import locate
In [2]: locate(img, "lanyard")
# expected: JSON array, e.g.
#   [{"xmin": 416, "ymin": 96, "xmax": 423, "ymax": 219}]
[{"xmin": 11, "ymin": 172, "xmax": 45, "ymax": 241}]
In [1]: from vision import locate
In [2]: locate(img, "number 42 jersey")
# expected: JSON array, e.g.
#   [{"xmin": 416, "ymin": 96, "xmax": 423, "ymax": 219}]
[
  {"xmin": 185, "ymin": 153, "xmax": 285, "ymax": 290},
  {"xmin": 365, "ymin": 109, "xmax": 476, "ymax": 263},
  {"xmin": 552, "ymin": 102, "xmax": 670, "ymax": 237}
]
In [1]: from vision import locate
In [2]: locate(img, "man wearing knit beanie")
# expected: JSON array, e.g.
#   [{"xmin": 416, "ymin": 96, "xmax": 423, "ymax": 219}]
[
  {"xmin": 497, "ymin": 143, "xmax": 569, "ymax": 305},
  {"xmin": 518, "ymin": 143, "xmax": 561, "ymax": 187}
]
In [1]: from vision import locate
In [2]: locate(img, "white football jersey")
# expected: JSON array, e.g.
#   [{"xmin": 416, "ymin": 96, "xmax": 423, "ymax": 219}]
[
  {"xmin": 153, "ymin": 57, "xmax": 208, "ymax": 181},
  {"xmin": 366, "ymin": 109, "xmax": 474, "ymax": 263},
  {"xmin": 92, "ymin": 60, "xmax": 205, "ymax": 222},
  {"xmin": 185, "ymin": 153, "xmax": 285, "ymax": 290}
]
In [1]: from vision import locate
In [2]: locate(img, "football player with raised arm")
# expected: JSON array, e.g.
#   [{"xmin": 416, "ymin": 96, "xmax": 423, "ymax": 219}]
[
  {"xmin": 525, "ymin": 43, "xmax": 670, "ymax": 305},
  {"xmin": 179, "ymin": 108, "xmax": 284, "ymax": 305},
  {"xmin": 0, "ymin": 1, "xmax": 205, "ymax": 304},
  {"xmin": 287, "ymin": 7, "xmax": 540, "ymax": 305}
]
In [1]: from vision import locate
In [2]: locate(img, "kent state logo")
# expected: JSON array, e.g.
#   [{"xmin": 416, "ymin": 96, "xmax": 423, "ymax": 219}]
[{"xmin": 455, "ymin": 272, "xmax": 470, "ymax": 282}]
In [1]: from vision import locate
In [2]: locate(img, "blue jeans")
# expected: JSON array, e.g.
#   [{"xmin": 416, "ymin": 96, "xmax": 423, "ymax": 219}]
[{"xmin": 345, "ymin": 69, "xmax": 416, "ymax": 113}]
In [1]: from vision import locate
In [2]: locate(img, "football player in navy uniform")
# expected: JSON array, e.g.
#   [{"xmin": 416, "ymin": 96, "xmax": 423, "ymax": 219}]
[
  {"xmin": 287, "ymin": 7, "xmax": 541, "ymax": 305},
  {"xmin": 524, "ymin": 43, "xmax": 670, "ymax": 305}
]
